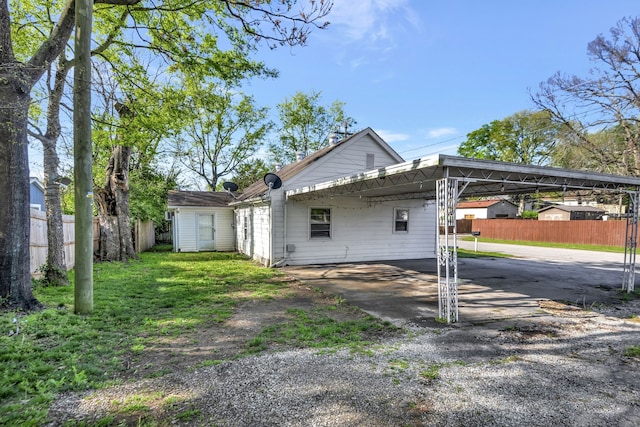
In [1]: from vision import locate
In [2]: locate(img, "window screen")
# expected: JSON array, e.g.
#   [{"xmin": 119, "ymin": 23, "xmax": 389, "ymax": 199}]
[
  {"xmin": 310, "ymin": 208, "xmax": 331, "ymax": 238},
  {"xmin": 394, "ymin": 208, "xmax": 409, "ymax": 232}
]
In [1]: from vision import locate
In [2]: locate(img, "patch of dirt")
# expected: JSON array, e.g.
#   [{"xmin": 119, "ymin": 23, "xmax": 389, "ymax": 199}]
[{"xmin": 116, "ymin": 275, "xmax": 399, "ymax": 382}]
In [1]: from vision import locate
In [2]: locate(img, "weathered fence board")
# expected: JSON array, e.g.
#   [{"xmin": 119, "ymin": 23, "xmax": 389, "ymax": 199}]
[
  {"xmin": 30, "ymin": 209, "xmax": 76, "ymax": 277},
  {"xmin": 135, "ymin": 220, "xmax": 156, "ymax": 253}
]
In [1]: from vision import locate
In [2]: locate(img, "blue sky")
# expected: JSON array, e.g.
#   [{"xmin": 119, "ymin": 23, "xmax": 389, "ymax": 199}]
[{"xmin": 245, "ymin": 0, "xmax": 640, "ymax": 161}]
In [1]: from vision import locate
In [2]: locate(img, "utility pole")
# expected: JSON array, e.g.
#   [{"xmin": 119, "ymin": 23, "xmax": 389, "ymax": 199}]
[{"xmin": 73, "ymin": 0, "xmax": 93, "ymax": 314}]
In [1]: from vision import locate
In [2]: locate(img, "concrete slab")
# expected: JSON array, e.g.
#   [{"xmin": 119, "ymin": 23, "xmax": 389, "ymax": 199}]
[{"xmin": 282, "ymin": 244, "xmax": 629, "ymax": 327}]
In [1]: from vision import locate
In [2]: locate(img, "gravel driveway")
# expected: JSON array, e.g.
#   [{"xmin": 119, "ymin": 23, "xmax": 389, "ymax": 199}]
[{"xmin": 47, "ymin": 245, "xmax": 640, "ymax": 426}]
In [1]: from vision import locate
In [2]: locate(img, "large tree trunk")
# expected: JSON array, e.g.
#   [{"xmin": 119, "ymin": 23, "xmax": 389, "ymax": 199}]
[
  {"xmin": 43, "ymin": 140, "xmax": 69, "ymax": 286},
  {"xmin": 40, "ymin": 60, "xmax": 71, "ymax": 286},
  {"xmin": 94, "ymin": 145, "xmax": 137, "ymax": 261},
  {"xmin": 0, "ymin": 69, "xmax": 40, "ymax": 309}
]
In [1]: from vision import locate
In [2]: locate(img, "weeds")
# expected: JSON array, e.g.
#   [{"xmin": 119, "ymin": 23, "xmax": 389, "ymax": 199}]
[
  {"xmin": 244, "ymin": 306, "xmax": 397, "ymax": 355},
  {"xmin": 624, "ymin": 346, "xmax": 640, "ymax": 357}
]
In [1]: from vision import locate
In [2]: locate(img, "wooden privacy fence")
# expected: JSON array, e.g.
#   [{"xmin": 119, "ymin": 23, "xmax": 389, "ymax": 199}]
[
  {"xmin": 134, "ymin": 220, "xmax": 156, "ymax": 253},
  {"xmin": 467, "ymin": 218, "xmax": 632, "ymax": 247},
  {"xmin": 30, "ymin": 209, "xmax": 155, "ymax": 277},
  {"xmin": 30, "ymin": 209, "xmax": 76, "ymax": 277}
]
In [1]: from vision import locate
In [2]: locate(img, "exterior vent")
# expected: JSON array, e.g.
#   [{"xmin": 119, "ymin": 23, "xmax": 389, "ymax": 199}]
[
  {"xmin": 366, "ymin": 153, "xmax": 375, "ymax": 169},
  {"xmin": 286, "ymin": 244, "xmax": 296, "ymax": 253}
]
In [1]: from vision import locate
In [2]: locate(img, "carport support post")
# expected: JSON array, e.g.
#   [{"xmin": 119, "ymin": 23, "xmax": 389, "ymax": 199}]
[
  {"xmin": 436, "ymin": 177, "xmax": 459, "ymax": 323},
  {"xmin": 623, "ymin": 190, "xmax": 638, "ymax": 292}
]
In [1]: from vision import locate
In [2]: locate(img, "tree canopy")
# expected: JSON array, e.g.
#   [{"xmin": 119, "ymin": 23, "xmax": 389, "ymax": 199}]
[
  {"xmin": 458, "ymin": 110, "xmax": 564, "ymax": 165},
  {"xmin": 270, "ymin": 90, "xmax": 355, "ymax": 164},
  {"xmin": 533, "ymin": 16, "xmax": 640, "ymax": 176}
]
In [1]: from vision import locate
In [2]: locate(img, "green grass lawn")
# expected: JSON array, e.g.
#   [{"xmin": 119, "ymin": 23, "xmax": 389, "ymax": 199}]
[
  {"xmin": 459, "ymin": 236, "xmax": 625, "ymax": 253},
  {"xmin": 0, "ymin": 249, "xmax": 394, "ymax": 426}
]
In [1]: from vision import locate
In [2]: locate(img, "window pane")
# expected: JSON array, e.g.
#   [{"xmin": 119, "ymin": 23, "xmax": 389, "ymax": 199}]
[
  {"xmin": 310, "ymin": 208, "xmax": 331, "ymax": 238},
  {"xmin": 395, "ymin": 221, "xmax": 408, "ymax": 232},
  {"xmin": 395, "ymin": 209, "xmax": 408, "ymax": 221},
  {"xmin": 394, "ymin": 208, "xmax": 409, "ymax": 232}
]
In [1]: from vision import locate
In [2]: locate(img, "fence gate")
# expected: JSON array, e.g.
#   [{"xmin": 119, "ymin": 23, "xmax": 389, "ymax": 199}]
[{"xmin": 436, "ymin": 178, "xmax": 458, "ymax": 323}]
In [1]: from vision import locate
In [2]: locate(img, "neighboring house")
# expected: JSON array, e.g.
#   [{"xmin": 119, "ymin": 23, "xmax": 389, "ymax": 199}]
[
  {"xmin": 231, "ymin": 127, "xmax": 438, "ymax": 266},
  {"xmin": 456, "ymin": 199, "xmax": 518, "ymax": 219},
  {"xmin": 537, "ymin": 205, "xmax": 605, "ymax": 221},
  {"xmin": 30, "ymin": 177, "xmax": 45, "ymax": 211},
  {"xmin": 167, "ymin": 191, "xmax": 235, "ymax": 252}
]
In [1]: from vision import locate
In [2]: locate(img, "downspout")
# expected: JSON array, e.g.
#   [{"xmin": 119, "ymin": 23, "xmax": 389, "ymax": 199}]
[
  {"xmin": 270, "ymin": 196, "xmax": 288, "ymax": 267},
  {"xmin": 173, "ymin": 209, "xmax": 180, "ymax": 252},
  {"xmin": 270, "ymin": 194, "xmax": 288, "ymax": 268},
  {"xmin": 268, "ymin": 199, "xmax": 274, "ymax": 267}
]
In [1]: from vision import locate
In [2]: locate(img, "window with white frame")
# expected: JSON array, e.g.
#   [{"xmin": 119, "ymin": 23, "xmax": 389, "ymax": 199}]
[
  {"xmin": 394, "ymin": 208, "xmax": 409, "ymax": 233},
  {"xmin": 243, "ymin": 215, "xmax": 248, "ymax": 240},
  {"xmin": 310, "ymin": 207, "xmax": 331, "ymax": 238}
]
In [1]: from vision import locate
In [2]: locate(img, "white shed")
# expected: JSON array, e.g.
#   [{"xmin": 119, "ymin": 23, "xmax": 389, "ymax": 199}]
[{"xmin": 167, "ymin": 191, "xmax": 235, "ymax": 252}]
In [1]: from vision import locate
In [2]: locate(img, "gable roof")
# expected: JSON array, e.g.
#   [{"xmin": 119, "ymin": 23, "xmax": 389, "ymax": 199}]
[
  {"xmin": 167, "ymin": 191, "xmax": 233, "ymax": 208},
  {"xmin": 538, "ymin": 205, "xmax": 604, "ymax": 213},
  {"xmin": 236, "ymin": 127, "xmax": 403, "ymax": 202},
  {"xmin": 457, "ymin": 199, "xmax": 515, "ymax": 209},
  {"xmin": 30, "ymin": 177, "xmax": 44, "ymax": 192}
]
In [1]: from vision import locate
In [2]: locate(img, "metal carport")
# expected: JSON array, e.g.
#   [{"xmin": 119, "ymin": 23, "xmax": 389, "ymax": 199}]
[{"xmin": 285, "ymin": 154, "xmax": 640, "ymax": 322}]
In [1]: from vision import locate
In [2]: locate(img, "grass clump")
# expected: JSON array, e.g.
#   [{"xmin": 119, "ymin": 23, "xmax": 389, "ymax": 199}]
[
  {"xmin": 457, "ymin": 248, "xmax": 512, "ymax": 258},
  {"xmin": 245, "ymin": 307, "xmax": 396, "ymax": 354},
  {"xmin": 624, "ymin": 346, "xmax": 640, "ymax": 357}
]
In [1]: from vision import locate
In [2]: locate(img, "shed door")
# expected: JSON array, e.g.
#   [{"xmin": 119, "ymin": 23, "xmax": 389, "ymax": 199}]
[{"xmin": 197, "ymin": 213, "xmax": 216, "ymax": 251}]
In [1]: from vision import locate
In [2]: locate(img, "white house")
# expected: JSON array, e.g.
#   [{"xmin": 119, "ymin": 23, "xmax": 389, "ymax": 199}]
[
  {"xmin": 231, "ymin": 128, "xmax": 438, "ymax": 266},
  {"xmin": 455, "ymin": 199, "xmax": 518, "ymax": 219},
  {"xmin": 167, "ymin": 191, "xmax": 235, "ymax": 252}
]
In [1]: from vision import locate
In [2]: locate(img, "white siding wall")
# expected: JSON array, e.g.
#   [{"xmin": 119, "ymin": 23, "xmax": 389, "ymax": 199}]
[
  {"xmin": 280, "ymin": 197, "xmax": 437, "ymax": 265},
  {"xmin": 214, "ymin": 209, "xmax": 235, "ymax": 250},
  {"xmin": 234, "ymin": 203, "xmax": 272, "ymax": 265},
  {"xmin": 174, "ymin": 207, "xmax": 234, "ymax": 252},
  {"xmin": 289, "ymin": 134, "xmax": 401, "ymax": 188},
  {"xmin": 456, "ymin": 208, "xmax": 488, "ymax": 220}
]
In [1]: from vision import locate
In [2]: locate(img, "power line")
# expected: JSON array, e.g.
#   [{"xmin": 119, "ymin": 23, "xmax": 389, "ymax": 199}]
[{"xmin": 398, "ymin": 134, "xmax": 465, "ymax": 155}]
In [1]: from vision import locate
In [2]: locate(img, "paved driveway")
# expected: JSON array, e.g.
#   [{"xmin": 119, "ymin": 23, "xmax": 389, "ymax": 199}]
[{"xmin": 282, "ymin": 243, "xmax": 629, "ymax": 327}]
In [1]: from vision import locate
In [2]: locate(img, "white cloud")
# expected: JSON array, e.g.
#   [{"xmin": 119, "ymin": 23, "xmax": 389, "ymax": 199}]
[
  {"xmin": 328, "ymin": 0, "xmax": 420, "ymax": 45},
  {"xmin": 428, "ymin": 127, "xmax": 457, "ymax": 138},
  {"xmin": 375, "ymin": 129, "xmax": 410, "ymax": 143}
]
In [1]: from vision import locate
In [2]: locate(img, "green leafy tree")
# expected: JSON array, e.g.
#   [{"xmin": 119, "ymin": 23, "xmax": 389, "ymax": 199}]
[
  {"xmin": 270, "ymin": 90, "xmax": 355, "ymax": 164},
  {"xmin": 1, "ymin": 0, "xmax": 331, "ymax": 309},
  {"xmin": 458, "ymin": 110, "xmax": 564, "ymax": 165},
  {"xmin": 225, "ymin": 158, "xmax": 271, "ymax": 190},
  {"xmin": 173, "ymin": 79, "xmax": 273, "ymax": 190},
  {"xmin": 533, "ymin": 17, "xmax": 640, "ymax": 176}
]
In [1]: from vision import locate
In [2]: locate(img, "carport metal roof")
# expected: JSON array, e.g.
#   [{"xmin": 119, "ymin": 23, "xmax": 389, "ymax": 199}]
[
  {"xmin": 285, "ymin": 154, "xmax": 640, "ymax": 202},
  {"xmin": 284, "ymin": 154, "xmax": 640, "ymax": 322}
]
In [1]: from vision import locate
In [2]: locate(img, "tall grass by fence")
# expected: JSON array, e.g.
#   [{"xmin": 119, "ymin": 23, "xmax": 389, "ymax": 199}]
[
  {"xmin": 466, "ymin": 218, "xmax": 632, "ymax": 247},
  {"xmin": 30, "ymin": 209, "xmax": 155, "ymax": 277}
]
